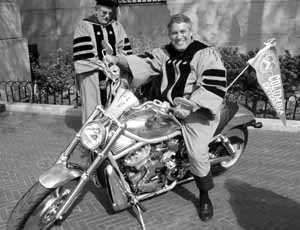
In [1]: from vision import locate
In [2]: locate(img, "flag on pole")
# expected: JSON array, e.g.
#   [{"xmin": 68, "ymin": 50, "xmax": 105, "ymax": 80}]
[{"xmin": 247, "ymin": 38, "xmax": 286, "ymax": 126}]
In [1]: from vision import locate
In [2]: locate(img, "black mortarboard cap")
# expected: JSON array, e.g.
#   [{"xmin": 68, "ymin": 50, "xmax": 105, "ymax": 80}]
[{"xmin": 96, "ymin": 0, "xmax": 119, "ymax": 7}]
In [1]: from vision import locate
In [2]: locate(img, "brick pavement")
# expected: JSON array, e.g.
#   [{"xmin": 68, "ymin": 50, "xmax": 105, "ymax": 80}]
[{"xmin": 0, "ymin": 111, "xmax": 300, "ymax": 230}]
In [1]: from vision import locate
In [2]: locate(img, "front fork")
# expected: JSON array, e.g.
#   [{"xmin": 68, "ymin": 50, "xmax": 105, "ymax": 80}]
[
  {"xmin": 55, "ymin": 105, "xmax": 104, "ymax": 164},
  {"xmin": 39, "ymin": 105, "xmax": 124, "ymax": 221},
  {"xmin": 39, "ymin": 106, "xmax": 105, "ymax": 189},
  {"xmin": 55, "ymin": 125, "xmax": 125, "ymax": 221}
]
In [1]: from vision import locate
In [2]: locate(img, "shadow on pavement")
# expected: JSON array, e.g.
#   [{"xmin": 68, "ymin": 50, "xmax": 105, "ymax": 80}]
[
  {"xmin": 56, "ymin": 181, "xmax": 113, "ymax": 229},
  {"xmin": 225, "ymin": 179, "xmax": 300, "ymax": 230},
  {"xmin": 64, "ymin": 114, "xmax": 81, "ymax": 132},
  {"xmin": 85, "ymin": 181, "xmax": 114, "ymax": 214},
  {"xmin": 171, "ymin": 169, "xmax": 226, "ymax": 220},
  {"xmin": 172, "ymin": 182, "xmax": 200, "ymax": 218}
]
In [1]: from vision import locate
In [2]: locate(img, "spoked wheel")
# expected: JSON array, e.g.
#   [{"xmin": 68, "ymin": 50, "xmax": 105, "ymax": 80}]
[
  {"xmin": 7, "ymin": 180, "xmax": 77, "ymax": 230},
  {"xmin": 220, "ymin": 127, "xmax": 248, "ymax": 169}
]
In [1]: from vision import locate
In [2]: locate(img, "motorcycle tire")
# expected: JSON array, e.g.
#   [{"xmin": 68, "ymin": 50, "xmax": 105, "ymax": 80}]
[
  {"xmin": 219, "ymin": 127, "xmax": 248, "ymax": 169},
  {"xmin": 7, "ymin": 180, "xmax": 77, "ymax": 230}
]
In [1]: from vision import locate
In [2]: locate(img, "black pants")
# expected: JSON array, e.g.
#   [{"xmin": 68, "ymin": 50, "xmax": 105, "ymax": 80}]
[
  {"xmin": 194, "ymin": 171, "xmax": 214, "ymax": 192},
  {"xmin": 99, "ymin": 71, "xmax": 107, "ymax": 106}
]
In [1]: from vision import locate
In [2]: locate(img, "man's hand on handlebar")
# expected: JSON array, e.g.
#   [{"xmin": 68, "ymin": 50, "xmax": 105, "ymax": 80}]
[
  {"xmin": 104, "ymin": 54, "xmax": 117, "ymax": 66},
  {"xmin": 104, "ymin": 54, "xmax": 130, "ymax": 73},
  {"xmin": 171, "ymin": 106, "xmax": 191, "ymax": 119},
  {"xmin": 109, "ymin": 64, "xmax": 120, "ymax": 80},
  {"xmin": 170, "ymin": 97, "xmax": 195, "ymax": 119}
]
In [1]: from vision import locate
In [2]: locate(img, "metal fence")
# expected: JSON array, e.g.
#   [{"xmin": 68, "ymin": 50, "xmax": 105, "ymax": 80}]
[
  {"xmin": 1, "ymin": 80, "xmax": 300, "ymax": 120},
  {"xmin": 225, "ymin": 90, "xmax": 300, "ymax": 120},
  {"xmin": 0, "ymin": 81, "xmax": 80, "ymax": 106}
]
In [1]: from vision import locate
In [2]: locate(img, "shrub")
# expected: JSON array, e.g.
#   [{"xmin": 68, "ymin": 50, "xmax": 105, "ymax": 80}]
[
  {"xmin": 220, "ymin": 47, "xmax": 300, "ymax": 98},
  {"xmin": 279, "ymin": 50, "xmax": 300, "ymax": 97},
  {"xmin": 220, "ymin": 47, "xmax": 259, "ymax": 93},
  {"xmin": 31, "ymin": 49, "xmax": 76, "ymax": 93},
  {"xmin": 31, "ymin": 47, "xmax": 300, "ymax": 101}
]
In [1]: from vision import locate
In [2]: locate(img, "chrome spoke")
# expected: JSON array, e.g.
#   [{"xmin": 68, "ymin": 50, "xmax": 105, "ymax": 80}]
[{"xmin": 23, "ymin": 183, "xmax": 74, "ymax": 230}]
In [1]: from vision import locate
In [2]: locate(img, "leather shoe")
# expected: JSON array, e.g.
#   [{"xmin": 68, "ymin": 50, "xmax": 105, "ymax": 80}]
[{"xmin": 199, "ymin": 199, "xmax": 213, "ymax": 222}]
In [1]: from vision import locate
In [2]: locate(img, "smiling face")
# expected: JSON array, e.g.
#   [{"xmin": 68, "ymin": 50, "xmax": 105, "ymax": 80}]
[
  {"xmin": 95, "ymin": 5, "xmax": 113, "ymax": 25},
  {"xmin": 169, "ymin": 22, "xmax": 193, "ymax": 52}
]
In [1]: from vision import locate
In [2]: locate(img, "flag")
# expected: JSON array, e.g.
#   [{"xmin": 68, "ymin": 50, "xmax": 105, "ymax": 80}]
[{"xmin": 247, "ymin": 38, "xmax": 286, "ymax": 127}]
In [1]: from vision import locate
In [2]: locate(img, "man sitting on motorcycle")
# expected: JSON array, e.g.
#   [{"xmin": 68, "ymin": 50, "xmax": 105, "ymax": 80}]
[{"xmin": 106, "ymin": 13, "xmax": 227, "ymax": 222}]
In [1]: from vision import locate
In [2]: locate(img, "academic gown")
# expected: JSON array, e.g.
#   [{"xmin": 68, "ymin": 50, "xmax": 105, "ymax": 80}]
[
  {"xmin": 73, "ymin": 15, "xmax": 132, "ymax": 123},
  {"xmin": 124, "ymin": 40, "xmax": 227, "ymax": 177}
]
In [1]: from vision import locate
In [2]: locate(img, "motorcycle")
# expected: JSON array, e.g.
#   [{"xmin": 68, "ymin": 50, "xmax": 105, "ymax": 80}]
[{"xmin": 7, "ymin": 56, "xmax": 262, "ymax": 230}]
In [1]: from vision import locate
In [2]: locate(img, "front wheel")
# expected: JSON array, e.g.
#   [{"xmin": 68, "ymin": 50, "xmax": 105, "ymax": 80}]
[
  {"xmin": 219, "ymin": 127, "xmax": 248, "ymax": 169},
  {"xmin": 7, "ymin": 180, "xmax": 77, "ymax": 230}
]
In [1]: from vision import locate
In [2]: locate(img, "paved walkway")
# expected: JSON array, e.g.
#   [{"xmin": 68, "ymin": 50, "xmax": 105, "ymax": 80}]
[{"xmin": 0, "ymin": 111, "xmax": 300, "ymax": 230}]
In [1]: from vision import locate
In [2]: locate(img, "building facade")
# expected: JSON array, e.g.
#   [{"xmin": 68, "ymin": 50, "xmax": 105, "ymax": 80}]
[{"xmin": 1, "ymin": 0, "xmax": 300, "ymax": 81}]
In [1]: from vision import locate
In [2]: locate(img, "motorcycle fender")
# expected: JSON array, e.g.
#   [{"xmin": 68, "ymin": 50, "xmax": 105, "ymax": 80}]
[
  {"xmin": 105, "ymin": 165, "xmax": 131, "ymax": 212},
  {"xmin": 39, "ymin": 163, "xmax": 82, "ymax": 189},
  {"xmin": 221, "ymin": 106, "xmax": 255, "ymax": 134}
]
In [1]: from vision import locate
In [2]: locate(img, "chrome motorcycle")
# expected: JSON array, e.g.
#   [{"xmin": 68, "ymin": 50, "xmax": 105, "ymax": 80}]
[{"xmin": 7, "ymin": 60, "xmax": 262, "ymax": 230}]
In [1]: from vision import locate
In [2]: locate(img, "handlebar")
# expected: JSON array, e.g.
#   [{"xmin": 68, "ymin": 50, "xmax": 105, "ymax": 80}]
[
  {"xmin": 132, "ymin": 99, "xmax": 171, "ymax": 113},
  {"xmin": 88, "ymin": 49, "xmax": 120, "ymax": 83}
]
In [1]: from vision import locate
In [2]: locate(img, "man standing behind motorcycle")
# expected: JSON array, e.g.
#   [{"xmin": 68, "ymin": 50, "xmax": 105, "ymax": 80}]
[
  {"xmin": 106, "ymin": 14, "xmax": 227, "ymax": 222},
  {"xmin": 73, "ymin": 0, "xmax": 132, "ymax": 124}
]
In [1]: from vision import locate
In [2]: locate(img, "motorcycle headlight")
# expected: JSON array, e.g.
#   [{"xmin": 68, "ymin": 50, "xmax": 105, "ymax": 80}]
[{"xmin": 80, "ymin": 121, "xmax": 106, "ymax": 150}]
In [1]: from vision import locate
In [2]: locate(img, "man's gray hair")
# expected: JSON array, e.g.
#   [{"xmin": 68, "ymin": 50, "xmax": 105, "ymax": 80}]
[{"xmin": 167, "ymin": 14, "xmax": 192, "ymax": 32}]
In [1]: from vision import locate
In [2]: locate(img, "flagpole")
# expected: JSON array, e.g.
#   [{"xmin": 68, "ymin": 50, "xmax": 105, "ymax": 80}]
[
  {"xmin": 226, "ymin": 38, "xmax": 276, "ymax": 91},
  {"xmin": 226, "ymin": 64, "xmax": 250, "ymax": 91}
]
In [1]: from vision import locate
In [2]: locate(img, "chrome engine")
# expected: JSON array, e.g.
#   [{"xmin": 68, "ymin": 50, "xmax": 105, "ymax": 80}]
[{"xmin": 122, "ymin": 138, "xmax": 189, "ymax": 194}]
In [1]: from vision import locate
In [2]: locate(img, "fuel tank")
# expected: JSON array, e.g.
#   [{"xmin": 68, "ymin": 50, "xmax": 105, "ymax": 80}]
[{"xmin": 119, "ymin": 106, "xmax": 180, "ymax": 139}]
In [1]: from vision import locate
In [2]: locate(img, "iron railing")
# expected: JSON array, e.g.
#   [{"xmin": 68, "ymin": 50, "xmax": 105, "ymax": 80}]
[
  {"xmin": 225, "ymin": 90, "xmax": 300, "ymax": 120},
  {"xmin": 1, "ymin": 80, "xmax": 300, "ymax": 120},
  {"xmin": 0, "ymin": 81, "xmax": 80, "ymax": 106}
]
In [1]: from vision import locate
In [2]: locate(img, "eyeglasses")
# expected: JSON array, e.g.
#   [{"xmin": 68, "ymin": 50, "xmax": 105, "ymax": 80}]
[{"xmin": 96, "ymin": 7, "xmax": 113, "ymax": 18}]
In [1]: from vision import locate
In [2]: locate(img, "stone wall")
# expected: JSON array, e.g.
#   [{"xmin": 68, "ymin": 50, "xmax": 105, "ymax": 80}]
[
  {"xmin": 17, "ymin": 0, "xmax": 95, "ymax": 62},
  {"xmin": 167, "ymin": 0, "xmax": 300, "ymax": 54},
  {"xmin": 12, "ymin": 0, "xmax": 300, "ymax": 62},
  {"xmin": 0, "ymin": 0, "xmax": 30, "ymax": 82}
]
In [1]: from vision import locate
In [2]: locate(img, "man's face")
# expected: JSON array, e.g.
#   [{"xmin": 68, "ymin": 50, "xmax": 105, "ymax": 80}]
[
  {"xmin": 169, "ymin": 22, "xmax": 193, "ymax": 52},
  {"xmin": 95, "ymin": 5, "xmax": 113, "ymax": 25}
]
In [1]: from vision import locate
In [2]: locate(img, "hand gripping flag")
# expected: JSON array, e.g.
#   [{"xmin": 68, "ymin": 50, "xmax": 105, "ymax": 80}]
[{"xmin": 247, "ymin": 38, "xmax": 286, "ymax": 126}]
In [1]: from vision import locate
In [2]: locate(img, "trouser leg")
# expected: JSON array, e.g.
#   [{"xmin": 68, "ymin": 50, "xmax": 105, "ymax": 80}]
[
  {"xmin": 100, "ymin": 89, "xmax": 107, "ymax": 106},
  {"xmin": 181, "ymin": 110, "xmax": 218, "ymax": 177},
  {"xmin": 181, "ymin": 110, "xmax": 219, "ymax": 221},
  {"xmin": 79, "ymin": 73, "xmax": 101, "ymax": 124},
  {"xmin": 99, "ymin": 71, "xmax": 107, "ymax": 106},
  {"xmin": 194, "ymin": 171, "xmax": 214, "ymax": 192},
  {"xmin": 194, "ymin": 171, "xmax": 214, "ymax": 221}
]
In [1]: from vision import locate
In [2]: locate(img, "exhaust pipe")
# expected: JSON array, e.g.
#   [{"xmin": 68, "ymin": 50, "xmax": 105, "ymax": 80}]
[{"xmin": 210, "ymin": 156, "xmax": 232, "ymax": 165}]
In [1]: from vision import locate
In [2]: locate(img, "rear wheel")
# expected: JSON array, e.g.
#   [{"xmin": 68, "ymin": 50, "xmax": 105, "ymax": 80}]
[
  {"xmin": 220, "ymin": 127, "xmax": 248, "ymax": 169},
  {"xmin": 7, "ymin": 180, "xmax": 77, "ymax": 230}
]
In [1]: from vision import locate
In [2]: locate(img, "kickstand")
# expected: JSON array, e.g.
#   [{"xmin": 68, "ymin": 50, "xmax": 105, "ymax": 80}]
[{"xmin": 132, "ymin": 202, "xmax": 146, "ymax": 230}]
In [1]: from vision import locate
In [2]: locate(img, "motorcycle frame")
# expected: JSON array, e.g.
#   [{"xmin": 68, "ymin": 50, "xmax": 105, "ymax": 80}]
[
  {"xmin": 34, "ymin": 55, "xmax": 262, "ymax": 229},
  {"xmin": 38, "ymin": 103, "xmax": 183, "ymax": 221},
  {"xmin": 38, "ymin": 99, "xmax": 261, "ymax": 222},
  {"xmin": 39, "ymin": 105, "xmax": 121, "ymax": 220}
]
